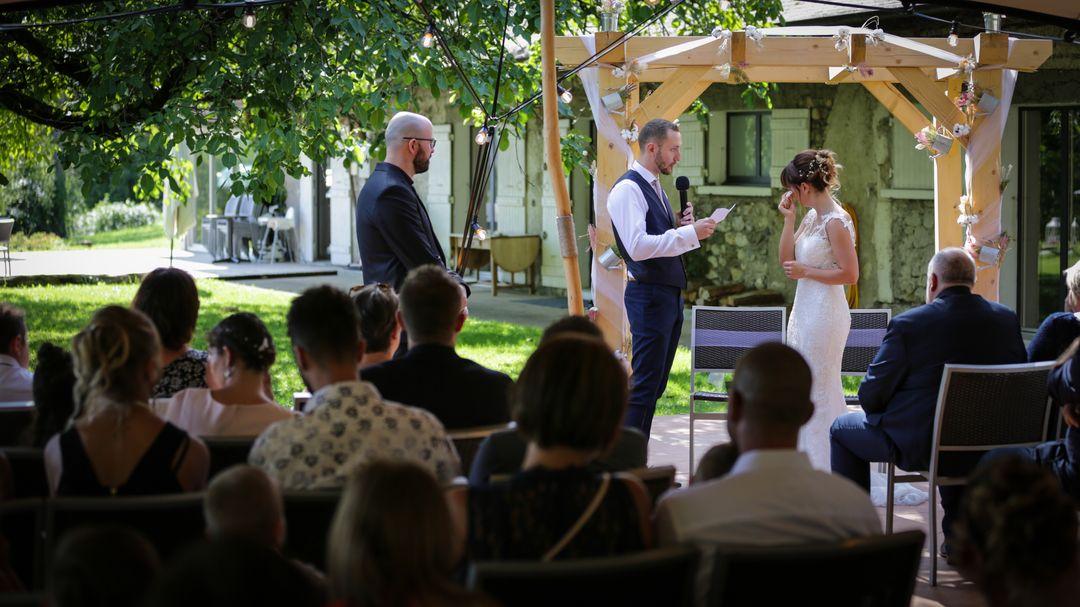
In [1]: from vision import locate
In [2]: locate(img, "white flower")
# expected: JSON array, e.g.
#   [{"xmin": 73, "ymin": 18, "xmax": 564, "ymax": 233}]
[
  {"xmin": 744, "ymin": 25, "xmax": 766, "ymax": 48},
  {"xmin": 612, "ymin": 66, "xmax": 625, "ymax": 78},
  {"xmin": 620, "ymin": 125, "xmax": 639, "ymax": 142},
  {"xmin": 867, "ymin": 29, "xmax": 885, "ymax": 46},
  {"xmin": 833, "ymin": 27, "xmax": 851, "ymax": 52},
  {"xmin": 952, "ymin": 123, "xmax": 971, "ymax": 138},
  {"xmin": 715, "ymin": 63, "xmax": 732, "ymax": 79}
]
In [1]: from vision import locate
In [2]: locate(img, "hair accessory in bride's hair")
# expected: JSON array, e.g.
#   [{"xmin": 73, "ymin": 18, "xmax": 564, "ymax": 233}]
[{"xmin": 799, "ymin": 158, "xmax": 825, "ymax": 180}]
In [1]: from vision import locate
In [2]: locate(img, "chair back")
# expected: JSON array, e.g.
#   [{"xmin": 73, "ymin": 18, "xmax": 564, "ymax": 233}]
[
  {"xmin": 0, "ymin": 405, "xmax": 33, "ymax": 447},
  {"xmin": 0, "ymin": 499, "xmax": 45, "ymax": 590},
  {"xmin": 45, "ymin": 493, "xmax": 206, "ymax": 574},
  {"xmin": 468, "ymin": 545, "xmax": 700, "ymax": 607},
  {"xmin": 842, "ymin": 309, "xmax": 891, "ymax": 375},
  {"xmin": 202, "ymin": 437, "xmax": 256, "ymax": 480},
  {"xmin": 222, "ymin": 196, "xmax": 240, "ymax": 217},
  {"xmin": 0, "ymin": 219, "xmax": 14, "ymax": 243},
  {"xmin": 449, "ymin": 423, "xmax": 513, "ymax": 474},
  {"xmin": 2, "ymin": 447, "xmax": 47, "ymax": 499},
  {"xmin": 237, "ymin": 195, "xmax": 256, "ymax": 219},
  {"xmin": 930, "ymin": 361, "xmax": 1056, "ymax": 477},
  {"xmin": 691, "ymin": 307, "xmax": 786, "ymax": 375},
  {"xmin": 708, "ymin": 531, "xmax": 924, "ymax": 607},
  {"xmin": 281, "ymin": 490, "xmax": 341, "ymax": 570},
  {"xmin": 0, "ymin": 593, "xmax": 47, "ymax": 606},
  {"xmin": 626, "ymin": 465, "xmax": 676, "ymax": 506}
]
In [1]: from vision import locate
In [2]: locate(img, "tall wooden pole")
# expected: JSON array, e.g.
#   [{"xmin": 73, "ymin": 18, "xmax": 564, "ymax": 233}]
[{"xmin": 541, "ymin": 0, "xmax": 584, "ymax": 315}]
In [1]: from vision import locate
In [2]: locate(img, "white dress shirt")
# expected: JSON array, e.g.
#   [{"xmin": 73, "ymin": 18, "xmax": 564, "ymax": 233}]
[
  {"xmin": 607, "ymin": 161, "xmax": 700, "ymax": 263},
  {"xmin": 655, "ymin": 450, "xmax": 882, "ymax": 605},
  {"xmin": 0, "ymin": 353, "xmax": 33, "ymax": 403}
]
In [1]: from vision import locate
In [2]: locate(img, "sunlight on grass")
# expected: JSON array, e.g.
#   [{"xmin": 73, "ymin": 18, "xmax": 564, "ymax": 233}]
[
  {"xmin": 68, "ymin": 225, "xmax": 171, "ymax": 249},
  {"xmin": 1, "ymin": 280, "xmax": 861, "ymax": 416}
]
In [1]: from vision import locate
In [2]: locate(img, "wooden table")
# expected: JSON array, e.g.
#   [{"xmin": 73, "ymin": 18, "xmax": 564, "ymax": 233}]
[{"xmin": 450, "ymin": 234, "xmax": 541, "ymax": 296}]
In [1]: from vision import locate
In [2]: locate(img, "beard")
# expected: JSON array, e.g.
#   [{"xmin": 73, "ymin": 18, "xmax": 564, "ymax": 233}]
[
  {"xmin": 653, "ymin": 151, "xmax": 674, "ymax": 175},
  {"xmin": 413, "ymin": 151, "xmax": 431, "ymax": 174}
]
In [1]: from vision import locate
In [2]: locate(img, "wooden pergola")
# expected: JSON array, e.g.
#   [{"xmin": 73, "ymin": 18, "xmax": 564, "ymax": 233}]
[{"xmin": 551, "ymin": 29, "xmax": 1052, "ymax": 347}]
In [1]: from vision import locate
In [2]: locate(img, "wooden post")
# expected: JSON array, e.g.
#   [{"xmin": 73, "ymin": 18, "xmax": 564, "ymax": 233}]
[
  {"xmin": 540, "ymin": 0, "xmax": 584, "ymax": 315},
  {"xmin": 593, "ymin": 31, "xmax": 629, "ymax": 349},
  {"xmin": 934, "ymin": 77, "xmax": 965, "ymax": 252},
  {"xmin": 969, "ymin": 33, "xmax": 1009, "ymax": 301}
]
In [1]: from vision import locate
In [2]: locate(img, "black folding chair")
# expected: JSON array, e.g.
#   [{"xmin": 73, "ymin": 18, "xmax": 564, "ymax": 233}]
[
  {"xmin": 0, "ymin": 498, "xmax": 45, "ymax": 590},
  {"xmin": 842, "ymin": 309, "xmax": 891, "ymax": 406},
  {"xmin": 1, "ymin": 447, "xmax": 47, "ymax": 499},
  {"xmin": 449, "ymin": 423, "xmax": 513, "ymax": 474},
  {"xmin": 708, "ymin": 531, "xmax": 925, "ymax": 607},
  {"xmin": 201, "ymin": 436, "xmax": 256, "ymax": 480},
  {"xmin": 468, "ymin": 545, "xmax": 700, "ymax": 607},
  {"xmin": 281, "ymin": 490, "xmax": 342, "ymax": 570}
]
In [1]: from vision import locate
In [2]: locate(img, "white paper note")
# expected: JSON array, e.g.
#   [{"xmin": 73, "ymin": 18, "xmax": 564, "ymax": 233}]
[{"xmin": 710, "ymin": 203, "xmax": 737, "ymax": 223}]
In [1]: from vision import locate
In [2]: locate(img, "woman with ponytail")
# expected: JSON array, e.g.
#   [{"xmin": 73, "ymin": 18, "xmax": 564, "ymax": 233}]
[{"xmin": 44, "ymin": 306, "xmax": 209, "ymax": 496}]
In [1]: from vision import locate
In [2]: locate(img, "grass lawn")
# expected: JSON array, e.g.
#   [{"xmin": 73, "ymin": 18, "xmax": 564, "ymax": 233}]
[
  {"xmin": 68, "ymin": 225, "xmax": 171, "ymax": 249},
  {"xmin": 1, "ymin": 279, "xmax": 862, "ymax": 415}
]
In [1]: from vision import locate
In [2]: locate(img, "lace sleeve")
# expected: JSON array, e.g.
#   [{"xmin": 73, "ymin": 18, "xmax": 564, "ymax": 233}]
[
  {"xmin": 821, "ymin": 211, "xmax": 855, "ymax": 242},
  {"xmin": 794, "ymin": 208, "xmax": 816, "ymax": 241}
]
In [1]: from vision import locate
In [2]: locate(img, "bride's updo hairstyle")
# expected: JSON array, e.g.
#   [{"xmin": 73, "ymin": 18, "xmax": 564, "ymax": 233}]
[
  {"xmin": 71, "ymin": 305, "xmax": 161, "ymax": 418},
  {"xmin": 780, "ymin": 149, "xmax": 842, "ymax": 194}
]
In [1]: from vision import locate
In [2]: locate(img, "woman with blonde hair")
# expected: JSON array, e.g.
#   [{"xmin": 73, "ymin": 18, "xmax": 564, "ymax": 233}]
[
  {"xmin": 44, "ymin": 306, "xmax": 208, "ymax": 496},
  {"xmin": 326, "ymin": 460, "xmax": 489, "ymax": 607},
  {"xmin": 776, "ymin": 149, "xmax": 859, "ymax": 470}
]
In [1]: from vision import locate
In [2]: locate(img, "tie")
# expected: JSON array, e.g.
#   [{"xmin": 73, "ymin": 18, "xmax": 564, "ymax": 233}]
[{"xmin": 653, "ymin": 179, "xmax": 677, "ymax": 228}]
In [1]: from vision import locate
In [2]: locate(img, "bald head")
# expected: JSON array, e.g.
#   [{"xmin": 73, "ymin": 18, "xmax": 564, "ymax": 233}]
[
  {"xmin": 926, "ymin": 247, "xmax": 976, "ymax": 303},
  {"xmin": 204, "ymin": 465, "xmax": 285, "ymax": 549},
  {"xmin": 730, "ymin": 343, "xmax": 813, "ymax": 430},
  {"xmin": 385, "ymin": 112, "xmax": 433, "ymax": 152}
]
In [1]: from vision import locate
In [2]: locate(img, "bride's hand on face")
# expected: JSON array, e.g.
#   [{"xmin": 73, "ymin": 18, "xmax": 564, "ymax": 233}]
[
  {"xmin": 778, "ymin": 191, "xmax": 796, "ymax": 222},
  {"xmin": 783, "ymin": 260, "xmax": 807, "ymax": 280}
]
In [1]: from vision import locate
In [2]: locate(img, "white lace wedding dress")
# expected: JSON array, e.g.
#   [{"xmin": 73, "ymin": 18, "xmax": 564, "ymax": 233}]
[{"xmin": 787, "ymin": 207, "xmax": 854, "ymax": 471}]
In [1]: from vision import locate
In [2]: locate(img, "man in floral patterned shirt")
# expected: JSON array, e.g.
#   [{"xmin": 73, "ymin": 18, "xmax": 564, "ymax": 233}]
[{"xmin": 250, "ymin": 285, "xmax": 460, "ymax": 489}]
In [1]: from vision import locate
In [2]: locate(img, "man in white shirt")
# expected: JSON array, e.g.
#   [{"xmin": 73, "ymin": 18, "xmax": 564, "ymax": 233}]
[
  {"xmin": 655, "ymin": 343, "xmax": 880, "ymax": 601},
  {"xmin": 249, "ymin": 286, "xmax": 460, "ymax": 490},
  {"xmin": 607, "ymin": 118, "xmax": 717, "ymax": 438},
  {"xmin": 0, "ymin": 304, "xmax": 33, "ymax": 403}
]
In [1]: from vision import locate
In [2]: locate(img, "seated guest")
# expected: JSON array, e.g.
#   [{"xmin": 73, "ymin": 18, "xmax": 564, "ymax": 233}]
[
  {"xmin": 468, "ymin": 315, "xmax": 646, "ymax": 485},
  {"xmin": 453, "ymin": 335, "xmax": 651, "ymax": 560},
  {"xmin": 133, "ymin": 268, "xmax": 208, "ymax": 398},
  {"xmin": 350, "ymin": 283, "xmax": 402, "ymax": 370},
  {"xmin": 153, "ymin": 313, "xmax": 294, "ymax": 437},
  {"xmin": 953, "ymin": 457, "xmax": 1080, "ymax": 607},
  {"xmin": 830, "ymin": 248, "xmax": 1025, "ymax": 552},
  {"xmin": 249, "ymin": 286, "xmax": 459, "ymax": 489},
  {"xmin": 51, "ymin": 526, "xmax": 160, "ymax": 607},
  {"xmin": 1028, "ymin": 259, "xmax": 1080, "ymax": 362},
  {"xmin": 147, "ymin": 539, "xmax": 323, "ymax": 607},
  {"xmin": 44, "ymin": 306, "xmax": 209, "ymax": 496},
  {"xmin": 204, "ymin": 465, "xmax": 326, "ymax": 592},
  {"xmin": 656, "ymin": 343, "xmax": 879, "ymax": 545},
  {"xmin": 28, "ymin": 342, "xmax": 77, "ymax": 447},
  {"xmin": 692, "ymin": 442, "xmax": 739, "ymax": 484},
  {"xmin": 0, "ymin": 304, "xmax": 33, "ymax": 402},
  {"xmin": 327, "ymin": 460, "xmax": 490, "ymax": 607},
  {"xmin": 362, "ymin": 265, "xmax": 511, "ymax": 430}
]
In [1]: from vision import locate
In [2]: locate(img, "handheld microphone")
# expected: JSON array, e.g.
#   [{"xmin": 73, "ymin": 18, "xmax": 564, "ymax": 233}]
[{"xmin": 675, "ymin": 176, "xmax": 690, "ymax": 217}]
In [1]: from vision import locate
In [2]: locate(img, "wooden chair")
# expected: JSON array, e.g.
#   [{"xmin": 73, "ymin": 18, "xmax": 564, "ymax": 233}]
[
  {"xmin": 708, "ymin": 531, "xmax": 925, "ymax": 607},
  {"xmin": 468, "ymin": 545, "xmax": 700, "ymax": 607},
  {"xmin": 449, "ymin": 423, "xmax": 513, "ymax": 474},
  {"xmin": 884, "ymin": 361, "xmax": 1056, "ymax": 585}
]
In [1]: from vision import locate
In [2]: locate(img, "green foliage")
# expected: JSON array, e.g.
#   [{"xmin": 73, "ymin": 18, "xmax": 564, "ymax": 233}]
[
  {"xmin": 9, "ymin": 231, "xmax": 65, "ymax": 251},
  {"xmin": 0, "ymin": 0, "xmax": 782, "ymax": 201},
  {"xmin": 72, "ymin": 224, "xmax": 170, "ymax": 249},
  {"xmin": 70, "ymin": 199, "xmax": 161, "ymax": 236}
]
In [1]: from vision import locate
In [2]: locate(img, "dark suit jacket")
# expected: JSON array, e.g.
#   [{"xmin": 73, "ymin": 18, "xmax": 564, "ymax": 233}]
[
  {"xmin": 858, "ymin": 286, "xmax": 1026, "ymax": 471},
  {"xmin": 468, "ymin": 427, "xmax": 649, "ymax": 485},
  {"xmin": 356, "ymin": 162, "xmax": 447, "ymax": 290},
  {"xmin": 361, "ymin": 344, "xmax": 512, "ymax": 430}
]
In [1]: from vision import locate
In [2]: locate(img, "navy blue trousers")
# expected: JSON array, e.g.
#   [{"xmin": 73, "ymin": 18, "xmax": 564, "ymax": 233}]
[
  {"xmin": 980, "ymin": 426, "xmax": 1080, "ymax": 499},
  {"xmin": 624, "ymin": 281, "xmax": 683, "ymax": 439},
  {"xmin": 830, "ymin": 411, "xmax": 981, "ymax": 539}
]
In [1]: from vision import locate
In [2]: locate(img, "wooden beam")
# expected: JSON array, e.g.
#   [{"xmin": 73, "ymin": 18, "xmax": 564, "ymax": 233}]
[
  {"xmin": 934, "ymin": 77, "xmax": 965, "ymax": 254},
  {"xmin": 848, "ymin": 34, "xmax": 866, "ymax": 66},
  {"xmin": 553, "ymin": 36, "xmax": 1051, "ymax": 71},
  {"xmin": 892, "ymin": 67, "xmax": 968, "ymax": 133},
  {"xmin": 862, "ymin": 81, "xmax": 930, "ymax": 135},
  {"xmin": 631, "ymin": 66, "xmax": 713, "ymax": 124},
  {"xmin": 592, "ymin": 32, "xmax": 629, "ymax": 350},
  {"xmin": 541, "ymin": 0, "xmax": 583, "ymax": 316},
  {"xmin": 631, "ymin": 65, "xmax": 901, "ymax": 83}
]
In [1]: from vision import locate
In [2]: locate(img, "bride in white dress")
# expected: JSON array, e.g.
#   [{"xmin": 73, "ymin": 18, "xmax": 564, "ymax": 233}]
[{"xmin": 777, "ymin": 150, "xmax": 859, "ymax": 470}]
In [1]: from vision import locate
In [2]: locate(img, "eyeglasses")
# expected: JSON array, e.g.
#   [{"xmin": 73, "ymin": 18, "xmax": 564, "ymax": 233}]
[{"xmin": 403, "ymin": 137, "xmax": 436, "ymax": 150}]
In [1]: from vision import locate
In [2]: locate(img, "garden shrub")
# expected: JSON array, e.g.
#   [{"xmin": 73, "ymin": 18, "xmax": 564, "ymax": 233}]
[{"xmin": 71, "ymin": 199, "xmax": 160, "ymax": 235}]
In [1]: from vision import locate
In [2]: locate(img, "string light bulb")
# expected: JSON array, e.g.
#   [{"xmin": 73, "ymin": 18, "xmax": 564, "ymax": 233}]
[
  {"xmin": 241, "ymin": 3, "xmax": 256, "ymax": 28},
  {"xmin": 558, "ymin": 85, "xmax": 573, "ymax": 104},
  {"xmin": 471, "ymin": 221, "xmax": 488, "ymax": 242},
  {"xmin": 474, "ymin": 126, "xmax": 491, "ymax": 146},
  {"xmin": 421, "ymin": 25, "xmax": 436, "ymax": 48},
  {"xmin": 947, "ymin": 21, "xmax": 959, "ymax": 47}
]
